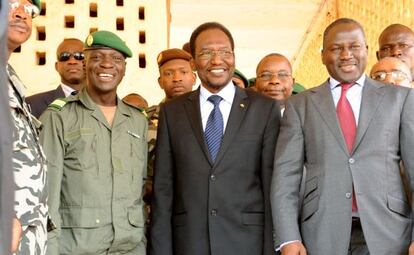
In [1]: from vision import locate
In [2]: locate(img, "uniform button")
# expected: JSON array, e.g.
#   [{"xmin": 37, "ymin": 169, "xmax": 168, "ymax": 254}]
[
  {"xmin": 210, "ymin": 209, "xmax": 217, "ymax": 216},
  {"xmin": 96, "ymin": 219, "xmax": 100, "ymax": 224},
  {"xmin": 210, "ymin": 174, "xmax": 216, "ymax": 181},
  {"xmin": 348, "ymin": 158, "xmax": 355, "ymax": 164},
  {"xmin": 345, "ymin": 193, "xmax": 352, "ymax": 199}
]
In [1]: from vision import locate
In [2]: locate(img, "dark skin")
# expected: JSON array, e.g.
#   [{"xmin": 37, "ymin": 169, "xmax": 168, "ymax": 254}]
[{"xmin": 84, "ymin": 48, "xmax": 126, "ymax": 106}]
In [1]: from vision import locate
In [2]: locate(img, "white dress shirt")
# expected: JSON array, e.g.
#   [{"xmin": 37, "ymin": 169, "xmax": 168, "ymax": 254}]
[
  {"xmin": 199, "ymin": 82, "xmax": 235, "ymax": 132},
  {"xmin": 60, "ymin": 83, "xmax": 76, "ymax": 97}
]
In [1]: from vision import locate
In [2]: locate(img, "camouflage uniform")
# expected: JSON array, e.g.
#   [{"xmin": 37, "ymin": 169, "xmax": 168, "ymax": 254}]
[{"xmin": 7, "ymin": 65, "xmax": 48, "ymax": 255}]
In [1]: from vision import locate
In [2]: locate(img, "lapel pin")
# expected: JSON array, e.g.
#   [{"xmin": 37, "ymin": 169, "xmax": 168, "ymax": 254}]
[{"xmin": 240, "ymin": 103, "xmax": 245, "ymax": 108}]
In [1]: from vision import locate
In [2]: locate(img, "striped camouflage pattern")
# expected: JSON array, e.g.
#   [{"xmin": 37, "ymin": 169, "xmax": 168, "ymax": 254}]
[{"xmin": 8, "ymin": 65, "xmax": 48, "ymax": 255}]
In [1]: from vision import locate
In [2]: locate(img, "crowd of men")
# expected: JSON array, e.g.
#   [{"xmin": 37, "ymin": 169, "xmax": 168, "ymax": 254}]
[{"xmin": 2, "ymin": 0, "xmax": 414, "ymax": 255}]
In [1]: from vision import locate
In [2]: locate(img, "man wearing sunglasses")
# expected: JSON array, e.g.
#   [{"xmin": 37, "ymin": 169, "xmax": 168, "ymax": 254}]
[
  {"xmin": 27, "ymin": 38, "xmax": 85, "ymax": 118},
  {"xmin": 6, "ymin": 0, "xmax": 48, "ymax": 254}
]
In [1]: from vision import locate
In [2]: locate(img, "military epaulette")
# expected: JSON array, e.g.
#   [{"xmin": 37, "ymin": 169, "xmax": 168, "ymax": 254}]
[{"xmin": 48, "ymin": 98, "xmax": 68, "ymax": 111}]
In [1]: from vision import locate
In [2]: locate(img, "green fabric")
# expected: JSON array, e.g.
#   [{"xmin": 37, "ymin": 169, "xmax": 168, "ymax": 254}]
[{"xmin": 85, "ymin": 30, "xmax": 132, "ymax": 58}]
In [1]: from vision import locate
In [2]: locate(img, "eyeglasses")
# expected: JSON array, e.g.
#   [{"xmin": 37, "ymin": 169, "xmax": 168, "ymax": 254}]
[
  {"xmin": 58, "ymin": 52, "xmax": 85, "ymax": 62},
  {"xmin": 257, "ymin": 71, "xmax": 291, "ymax": 81},
  {"xmin": 370, "ymin": 70, "xmax": 409, "ymax": 82},
  {"xmin": 9, "ymin": 0, "xmax": 40, "ymax": 19},
  {"xmin": 196, "ymin": 49, "xmax": 234, "ymax": 60}
]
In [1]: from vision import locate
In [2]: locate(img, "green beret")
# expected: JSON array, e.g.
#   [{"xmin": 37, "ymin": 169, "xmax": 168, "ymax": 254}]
[
  {"xmin": 233, "ymin": 69, "xmax": 249, "ymax": 88},
  {"xmin": 157, "ymin": 48, "xmax": 191, "ymax": 67},
  {"xmin": 248, "ymin": 77, "xmax": 256, "ymax": 87},
  {"xmin": 32, "ymin": 0, "xmax": 41, "ymax": 9},
  {"xmin": 293, "ymin": 82, "xmax": 306, "ymax": 94},
  {"xmin": 84, "ymin": 30, "xmax": 132, "ymax": 58}
]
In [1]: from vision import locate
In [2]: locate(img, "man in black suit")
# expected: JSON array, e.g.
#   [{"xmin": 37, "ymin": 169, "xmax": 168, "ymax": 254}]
[
  {"xmin": 26, "ymin": 38, "xmax": 85, "ymax": 118},
  {"xmin": 149, "ymin": 22, "xmax": 280, "ymax": 255}
]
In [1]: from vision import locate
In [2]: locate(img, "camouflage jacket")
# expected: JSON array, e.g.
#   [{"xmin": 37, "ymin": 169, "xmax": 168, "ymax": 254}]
[{"xmin": 7, "ymin": 65, "xmax": 48, "ymax": 227}]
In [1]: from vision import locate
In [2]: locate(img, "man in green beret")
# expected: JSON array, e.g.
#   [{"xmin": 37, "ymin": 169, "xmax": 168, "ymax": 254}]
[
  {"xmin": 7, "ymin": 0, "xmax": 47, "ymax": 254},
  {"xmin": 40, "ymin": 30, "xmax": 147, "ymax": 255}
]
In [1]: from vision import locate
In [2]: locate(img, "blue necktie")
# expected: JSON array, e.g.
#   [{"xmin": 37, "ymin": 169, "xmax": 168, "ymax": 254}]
[{"xmin": 205, "ymin": 95, "xmax": 223, "ymax": 162}]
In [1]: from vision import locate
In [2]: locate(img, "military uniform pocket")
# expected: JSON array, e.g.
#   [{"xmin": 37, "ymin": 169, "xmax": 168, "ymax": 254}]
[
  {"xmin": 128, "ymin": 205, "xmax": 144, "ymax": 228},
  {"xmin": 65, "ymin": 128, "xmax": 98, "ymax": 173}
]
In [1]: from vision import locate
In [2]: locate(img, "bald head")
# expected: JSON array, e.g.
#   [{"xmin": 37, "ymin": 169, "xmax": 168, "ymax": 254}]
[
  {"xmin": 370, "ymin": 57, "xmax": 412, "ymax": 87},
  {"xmin": 377, "ymin": 24, "xmax": 414, "ymax": 80}
]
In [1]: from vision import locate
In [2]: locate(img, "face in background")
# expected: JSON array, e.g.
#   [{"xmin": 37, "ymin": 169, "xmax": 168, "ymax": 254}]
[
  {"xmin": 378, "ymin": 25, "xmax": 414, "ymax": 80},
  {"xmin": 158, "ymin": 59, "xmax": 196, "ymax": 99},
  {"xmin": 55, "ymin": 39, "xmax": 85, "ymax": 89},
  {"xmin": 84, "ymin": 48, "xmax": 126, "ymax": 99},
  {"xmin": 370, "ymin": 57, "xmax": 412, "ymax": 87},
  {"xmin": 7, "ymin": 0, "xmax": 35, "ymax": 54},
  {"xmin": 191, "ymin": 28, "xmax": 235, "ymax": 94},
  {"xmin": 322, "ymin": 22, "xmax": 368, "ymax": 83},
  {"xmin": 255, "ymin": 55, "xmax": 294, "ymax": 102}
]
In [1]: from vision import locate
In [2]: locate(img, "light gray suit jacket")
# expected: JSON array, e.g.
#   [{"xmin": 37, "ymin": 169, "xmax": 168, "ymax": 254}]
[{"xmin": 271, "ymin": 77, "xmax": 414, "ymax": 255}]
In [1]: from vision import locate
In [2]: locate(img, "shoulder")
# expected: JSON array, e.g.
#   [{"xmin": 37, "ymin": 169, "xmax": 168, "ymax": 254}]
[
  {"xmin": 46, "ymin": 97, "xmax": 73, "ymax": 112},
  {"xmin": 122, "ymin": 100, "xmax": 148, "ymax": 120}
]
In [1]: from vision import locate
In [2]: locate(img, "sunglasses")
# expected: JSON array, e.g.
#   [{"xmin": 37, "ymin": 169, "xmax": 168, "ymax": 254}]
[
  {"xmin": 9, "ymin": 0, "xmax": 40, "ymax": 19},
  {"xmin": 58, "ymin": 52, "xmax": 85, "ymax": 62}
]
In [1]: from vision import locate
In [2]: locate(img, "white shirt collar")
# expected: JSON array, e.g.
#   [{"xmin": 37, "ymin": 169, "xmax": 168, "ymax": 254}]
[
  {"xmin": 199, "ymin": 81, "xmax": 235, "ymax": 105},
  {"xmin": 328, "ymin": 74, "xmax": 366, "ymax": 90},
  {"xmin": 60, "ymin": 83, "xmax": 76, "ymax": 97}
]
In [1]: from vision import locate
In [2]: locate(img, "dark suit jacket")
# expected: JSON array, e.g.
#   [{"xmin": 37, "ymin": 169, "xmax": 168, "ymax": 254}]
[
  {"xmin": 150, "ymin": 86, "xmax": 280, "ymax": 255},
  {"xmin": 271, "ymin": 78, "xmax": 414, "ymax": 255},
  {"xmin": 26, "ymin": 86, "xmax": 65, "ymax": 118}
]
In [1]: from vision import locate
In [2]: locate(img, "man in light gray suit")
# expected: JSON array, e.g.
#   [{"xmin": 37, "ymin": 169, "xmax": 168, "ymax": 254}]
[{"xmin": 271, "ymin": 18, "xmax": 414, "ymax": 255}]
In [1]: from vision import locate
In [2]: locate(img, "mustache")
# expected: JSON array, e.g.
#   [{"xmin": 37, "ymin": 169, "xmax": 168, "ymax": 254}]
[{"xmin": 9, "ymin": 20, "xmax": 29, "ymax": 29}]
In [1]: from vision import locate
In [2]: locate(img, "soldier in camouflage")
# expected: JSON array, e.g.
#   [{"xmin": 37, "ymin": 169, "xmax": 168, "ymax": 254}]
[
  {"xmin": 145, "ymin": 48, "xmax": 196, "ymax": 227},
  {"xmin": 6, "ymin": 0, "xmax": 48, "ymax": 254}
]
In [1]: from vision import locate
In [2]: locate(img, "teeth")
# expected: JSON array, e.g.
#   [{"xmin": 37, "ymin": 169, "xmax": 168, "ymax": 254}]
[
  {"xmin": 98, "ymin": 73, "xmax": 114, "ymax": 77},
  {"xmin": 210, "ymin": 69, "xmax": 224, "ymax": 73}
]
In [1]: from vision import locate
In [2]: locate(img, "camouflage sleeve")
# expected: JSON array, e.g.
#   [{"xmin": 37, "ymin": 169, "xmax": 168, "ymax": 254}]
[{"xmin": 39, "ymin": 109, "xmax": 65, "ymax": 255}]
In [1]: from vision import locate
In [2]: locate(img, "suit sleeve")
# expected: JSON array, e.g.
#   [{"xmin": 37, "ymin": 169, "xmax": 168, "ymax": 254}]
[
  {"xmin": 39, "ymin": 110, "xmax": 64, "ymax": 255},
  {"xmin": 261, "ymin": 101, "xmax": 281, "ymax": 255},
  {"xmin": 399, "ymin": 89, "xmax": 414, "ymax": 240},
  {"xmin": 149, "ymin": 104, "xmax": 173, "ymax": 255},
  {"xmin": 271, "ymin": 99, "xmax": 305, "ymax": 247}
]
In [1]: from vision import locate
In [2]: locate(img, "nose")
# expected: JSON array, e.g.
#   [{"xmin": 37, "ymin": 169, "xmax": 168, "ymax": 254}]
[
  {"xmin": 99, "ymin": 56, "xmax": 115, "ymax": 68},
  {"xmin": 268, "ymin": 74, "xmax": 280, "ymax": 84},
  {"xmin": 384, "ymin": 73, "xmax": 395, "ymax": 85},
  {"xmin": 172, "ymin": 72, "xmax": 183, "ymax": 82},
  {"xmin": 390, "ymin": 45, "xmax": 402, "ymax": 57},
  {"xmin": 339, "ymin": 47, "xmax": 353, "ymax": 59},
  {"xmin": 209, "ymin": 53, "xmax": 223, "ymax": 65},
  {"xmin": 11, "ymin": 5, "xmax": 29, "ymax": 20}
]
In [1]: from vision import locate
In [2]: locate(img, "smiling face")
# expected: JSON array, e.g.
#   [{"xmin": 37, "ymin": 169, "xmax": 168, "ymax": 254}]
[
  {"xmin": 55, "ymin": 39, "xmax": 85, "ymax": 89},
  {"xmin": 158, "ymin": 59, "xmax": 196, "ymax": 99},
  {"xmin": 191, "ymin": 28, "xmax": 235, "ymax": 93},
  {"xmin": 7, "ymin": 0, "xmax": 33, "ymax": 55},
  {"xmin": 322, "ymin": 23, "xmax": 368, "ymax": 83},
  {"xmin": 255, "ymin": 55, "xmax": 294, "ymax": 101},
  {"xmin": 84, "ymin": 48, "xmax": 126, "ymax": 100}
]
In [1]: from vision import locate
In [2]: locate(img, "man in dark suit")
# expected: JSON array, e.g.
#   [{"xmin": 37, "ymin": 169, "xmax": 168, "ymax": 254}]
[
  {"xmin": 26, "ymin": 38, "xmax": 85, "ymax": 118},
  {"xmin": 271, "ymin": 18, "xmax": 414, "ymax": 255},
  {"xmin": 0, "ymin": 1, "xmax": 14, "ymax": 254},
  {"xmin": 149, "ymin": 22, "xmax": 280, "ymax": 255}
]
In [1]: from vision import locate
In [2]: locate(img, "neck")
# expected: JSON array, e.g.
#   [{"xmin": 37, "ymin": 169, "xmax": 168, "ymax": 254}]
[{"xmin": 86, "ymin": 88, "xmax": 117, "ymax": 106}]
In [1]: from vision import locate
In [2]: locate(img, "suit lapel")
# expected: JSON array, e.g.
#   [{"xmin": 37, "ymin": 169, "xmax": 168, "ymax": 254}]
[
  {"xmin": 184, "ymin": 90, "xmax": 213, "ymax": 164},
  {"xmin": 214, "ymin": 87, "xmax": 248, "ymax": 166},
  {"xmin": 310, "ymin": 82, "xmax": 349, "ymax": 154},
  {"xmin": 352, "ymin": 79, "xmax": 385, "ymax": 153}
]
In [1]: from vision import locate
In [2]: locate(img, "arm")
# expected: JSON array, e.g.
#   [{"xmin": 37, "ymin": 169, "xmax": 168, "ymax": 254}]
[
  {"xmin": 271, "ymin": 99, "xmax": 306, "ymax": 248},
  {"xmin": 149, "ymin": 104, "xmax": 173, "ymax": 255},
  {"xmin": 261, "ymin": 101, "xmax": 280, "ymax": 255},
  {"xmin": 399, "ymin": 89, "xmax": 414, "ymax": 247},
  {"xmin": 39, "ymin": 110, "xmax": 64, "ymax": 255}
]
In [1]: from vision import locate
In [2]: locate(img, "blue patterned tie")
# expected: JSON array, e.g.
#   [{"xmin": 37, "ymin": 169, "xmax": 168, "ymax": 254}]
[{"xmin": 205, "ymin": 95, "xmax": 223, "ymax": 162}]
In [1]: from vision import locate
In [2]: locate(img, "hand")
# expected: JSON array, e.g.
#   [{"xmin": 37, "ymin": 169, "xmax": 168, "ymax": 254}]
[
  {"xmin": 409, "ymin": 241, "xmax": 414, "ymax": 255},
  {"xmin": 281, "ymin": 242, "xmax": 307, "ymax": 255},
  {"xmin": 11, "ymin": 218, "xmax": 22, "ymax": 253}
]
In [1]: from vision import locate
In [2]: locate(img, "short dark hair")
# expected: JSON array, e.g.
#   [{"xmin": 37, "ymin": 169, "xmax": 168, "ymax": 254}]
[
  {"xmin": 189, "ymin": 22, "xmax": 234, "ymax": 58},
  {"xmin": 256, "ymin": 53, "xmax": 292, "ymax": 74},
  {"xmin": 322, "ymin": 18, "xmax": 366, "ymax": 50}
]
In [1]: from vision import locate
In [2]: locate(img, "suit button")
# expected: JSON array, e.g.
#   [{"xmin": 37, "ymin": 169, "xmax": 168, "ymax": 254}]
[
  {"xmin": 210, "ymin": 209, "xmax": 217, "ymax": 216},
  {"xmin": 348, "ymin": 158, "xmax": 355, "ymax": 164},
  {"xmin": 210, "ymin": 174, "xmax": 216, "ymax": 181},
  {"xmin": 96, "ymin": 219, "xmax": 100, "ymax": 224},
  {"xmin": 345, "ymin": 192, "xmax": 352, "ymax": 199}
]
